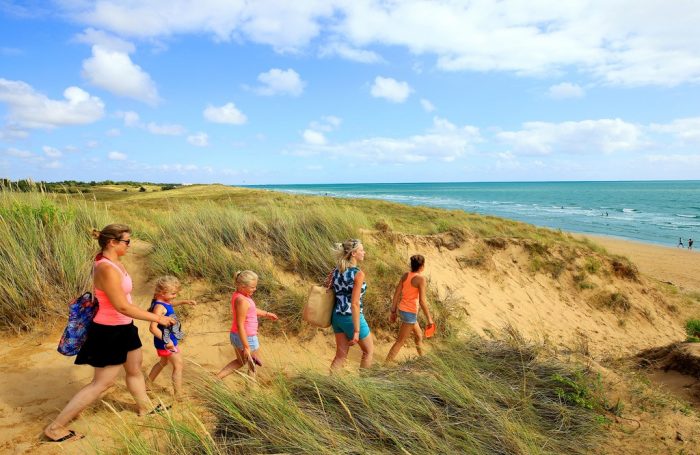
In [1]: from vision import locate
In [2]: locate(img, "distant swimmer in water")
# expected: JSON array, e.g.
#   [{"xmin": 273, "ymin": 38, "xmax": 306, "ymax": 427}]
[
  {"xmin": 678, "ymin": 237, "xmax": 684, "ymax": 248},
  {"xmin": 689, "ymin": 238, "xmax": 694, "ymax": 250}
]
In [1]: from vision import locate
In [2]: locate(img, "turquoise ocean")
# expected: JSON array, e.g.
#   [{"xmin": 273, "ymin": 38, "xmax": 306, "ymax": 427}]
[{"xmin": 253, "ymin": 181, "xmax": 700, "ymax": 247}]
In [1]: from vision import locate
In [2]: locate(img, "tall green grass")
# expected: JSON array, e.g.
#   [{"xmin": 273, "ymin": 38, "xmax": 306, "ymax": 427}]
[
  {"xmin": 110, "ymin": 339, "xmax": 602, "ymax": 454},
  {"xmin": 0, "ymin": 190, "xmax": 108, "ymax": 331}
]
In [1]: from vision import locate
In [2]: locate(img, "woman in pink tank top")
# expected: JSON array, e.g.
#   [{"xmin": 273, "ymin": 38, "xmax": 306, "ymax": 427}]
[
  {"xmin": 44, "ymin": 224, "xmax": 176, "ymax": 443},
  {"xmin": 386, "ymin": 255, "xmax": 434, "ymax": 363}
]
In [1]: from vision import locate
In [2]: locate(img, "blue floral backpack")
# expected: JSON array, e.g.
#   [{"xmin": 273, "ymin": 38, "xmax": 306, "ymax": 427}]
[{"xmin": 57, "ymin": 291, "xmax": 99, "ymax": 356}]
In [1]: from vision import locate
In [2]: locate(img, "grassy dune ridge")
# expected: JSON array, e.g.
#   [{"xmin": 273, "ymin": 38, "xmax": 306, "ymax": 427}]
[{"xmin": 116, "ymin": 339, "xmax": 603, "ymax": 455}]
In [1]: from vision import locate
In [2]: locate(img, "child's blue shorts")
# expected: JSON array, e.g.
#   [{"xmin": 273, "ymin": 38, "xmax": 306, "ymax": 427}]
[
  {"xmin": 399, "ymin": 310, "xmax": 418, "ymax": 324},
  {"xmin": 331, "ymin": 313, "xmax": 371, "ymax": 340},
  {"xmin": 230, "ymin": 332, "xmax": 260, "ymax": 351}
]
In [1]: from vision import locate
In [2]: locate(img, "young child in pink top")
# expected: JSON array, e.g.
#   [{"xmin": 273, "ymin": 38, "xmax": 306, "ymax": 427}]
[{"xmin": 216, "ymin": 271, "xmax": 278, "ymax": 378}]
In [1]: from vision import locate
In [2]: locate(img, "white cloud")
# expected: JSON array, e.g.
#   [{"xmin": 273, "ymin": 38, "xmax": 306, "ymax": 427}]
[
  {"xmin": 106, "ymin": 128, "xmax": 121, "ymax": 136},
  {"xmin": 59, "ymin": 1, "xmax": 700, "ymax": 86},
  {"xmin": 650, "ymin": 117, "xmax": 700, "ymax": 144},
  {"xmin": 370, "ymin": 76, "xmax": 412, "ymax": 103},
  {"xmin": 420, "ymin": 98, "xmax": 436, "ymax": 112},
  {"xmin": 6, "ymin": 147, "xmax": 33, "ymax": 158},
  {"xmin": 74, "ymin": 28, "xmax": 135, "ymax": 53},
  {"xmin": 203, "ymin": 103, "xmax": 247, "ymax": 125},
  {"xmin": 255, "ymin": 68, "xmax": 305, "ymax": 96},
  {"xmin": 0, "ymin": 79, "xmax": 105, "ymax": 129},
  {"xmin": 303, "ymin": 129, "xmax": 327, "ymax": 145},
  {"xmin": 497, "ymin": 119, "xmax": 645, "ymax": 155},
  {"xmin": 319, "ymin": 41, "xmax": 383, "ymax": 63},
  {"xmin": 646, "ymin": 154, "xmax": 700, "ymax": 165},
  {"xmin": 146, "ymin": 122, "xmax": 186, "ymax": 135},
  {"xmin": 548, "ymin": 82, "xmax": 585, "ymax": 99},
  {"xmin": 0, "ymin": 125, "xmax": 29, "ymax": 140},
  {"xmin": 108, "ymin": 151, "xmax": 127, "ymax": 160},
  {"xmin": 82, "ymin": 45, "xmax": 159, "ymax": 105},
  {"xmin": 294, "ymin": 116, "xmax": 481, "ymax": 164},
  {"xmin": 86, "ymin": 140, "xmax": 99, "ymax": 148},
  {"xmin": 187, "ymin": 132, "xmax": 209, "ymax": 147},
  {"xmin": 117, "ymin": 110, "xmax": 140, "ymax": 127},
  {"xmin": 43, "ymin": 146, "xmax": 62, "ymax": 158}
]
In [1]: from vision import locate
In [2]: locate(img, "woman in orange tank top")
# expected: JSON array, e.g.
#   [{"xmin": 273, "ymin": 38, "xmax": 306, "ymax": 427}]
[
  {"xmin": 386, "ymin": 255, "xmax": 434, "ymax": 363},
  {"xmin": 44, "ymin": 224, "xmax": 176, "ymax": 443}
]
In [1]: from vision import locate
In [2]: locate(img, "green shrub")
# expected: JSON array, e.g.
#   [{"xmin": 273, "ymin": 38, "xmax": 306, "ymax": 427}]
[{"xmin": 685, "ymin": 319, "xmax": 700, "ymax": 338}]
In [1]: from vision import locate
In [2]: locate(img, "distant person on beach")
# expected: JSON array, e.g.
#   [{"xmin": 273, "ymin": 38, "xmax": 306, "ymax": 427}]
[
  {"xmin": 44, "ymin": 224, "xmax": 176, "ymax": 443},
  {"xmin": 385, "ymin": 255, "xmax": 434, "ymax": 363},
  {"xmin": 329, "ymin": 239, "xmax": 374, "ymax": 370},
  {"xmin": 217, "ymin": 271, "xmax": 278, "ymax": 379},
  {"xmin": 678, "ymin": 237, "xmax": 684, "ymax": 248},
  {"xmin": 689, "ymin": 238, "xmax": 694, "ymax": 250},
  {"xmin": 147, "ymin": 276, "xmax": 196, "ymax": 399}
]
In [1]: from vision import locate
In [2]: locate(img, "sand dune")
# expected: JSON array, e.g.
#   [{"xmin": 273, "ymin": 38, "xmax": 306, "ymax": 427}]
[{"xmin": 0, "ymin": 233, "xmax": 698, "ymax": 453}]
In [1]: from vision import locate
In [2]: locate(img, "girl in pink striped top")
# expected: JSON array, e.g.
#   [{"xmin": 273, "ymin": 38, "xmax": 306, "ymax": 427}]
[{"xmin": 216, "ymin": 270, "xmax": 278, "ymax": 378}]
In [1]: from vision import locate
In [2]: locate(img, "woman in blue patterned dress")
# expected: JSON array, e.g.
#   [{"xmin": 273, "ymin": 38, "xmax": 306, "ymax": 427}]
[{"xmin": 329, "ymin": 238, "xmax": 374, "ymax": 370}]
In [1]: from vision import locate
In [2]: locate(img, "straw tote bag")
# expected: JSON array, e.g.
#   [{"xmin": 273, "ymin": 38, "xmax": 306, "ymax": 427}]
[{"xmin": 303, "ymin": 285, "xmax": 334, "ymax": 328}]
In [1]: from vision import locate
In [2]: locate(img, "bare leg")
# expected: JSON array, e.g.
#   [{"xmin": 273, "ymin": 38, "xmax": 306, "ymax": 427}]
[
  {"xmin": 413, "ymin": 324, "xmax": 424, "ymax": 356},
  {"xmin": 44, "ymin": 365, "xmax": 121, "ymax": 440},
  {"xmin": 169, "ymin": 353, "xmax": 183, "ymax": 398},
  {"xmin": 148, "ymin": 357, "xmax": 169, "ymax": 383},
  {"xmin": 330, "ymin": 333, "xmax": 350, "ymax": 371},
  {"xmin": 357, "ymin": 334, "xmax": 374, "ymax": 369},
  {"xmin": 385, "ymin": 323, "xmax": 416, "ymax": 363},
  {"xmin": 217, "ymin": 348, "xmax": 245, "ymax": 379},
  {"xmin": 123, "ymin": 348, "xmax": 151, "ymax": 416}
]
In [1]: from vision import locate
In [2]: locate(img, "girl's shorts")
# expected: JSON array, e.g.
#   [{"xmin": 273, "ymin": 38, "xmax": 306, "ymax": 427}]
[
  {"xmin": 399, "ymin": 310, "xmax": 418, "ymax": 324},
  {"xmin": 230, "ymin": 332, "xmax": 260, "ymax": 351},
  {"xmin": 331, "ymin": 313, "xmax": 371, "ymax": 340},
  {"xmin": 75, "ymin": 322, "xmax": 142, "ymax": 367},
  {"xmin": 156, "ymin": 346, "xmax": 180, "ymax": 357}
]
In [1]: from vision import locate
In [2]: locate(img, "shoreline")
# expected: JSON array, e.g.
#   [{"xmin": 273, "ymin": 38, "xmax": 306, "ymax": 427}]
[{"xmin": 577, "ymin": 233, "xmax": 700, "ymax": 293}]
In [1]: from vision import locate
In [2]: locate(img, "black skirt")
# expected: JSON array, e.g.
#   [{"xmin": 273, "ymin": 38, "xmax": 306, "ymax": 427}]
[{"xmin": 75, "ymin": 321, "xmax": 142, "ymax": 367}]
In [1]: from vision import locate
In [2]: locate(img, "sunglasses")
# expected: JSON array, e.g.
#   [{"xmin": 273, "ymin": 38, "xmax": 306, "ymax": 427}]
[{"xmin": 117, "ymin": 239, "xmax": 131, "ymax": 246}]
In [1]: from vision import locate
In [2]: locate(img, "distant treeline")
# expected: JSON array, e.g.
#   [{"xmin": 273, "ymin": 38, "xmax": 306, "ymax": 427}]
[{"xmin": 0, "ymin": 179, "xmax": 182, "ymax": 193}]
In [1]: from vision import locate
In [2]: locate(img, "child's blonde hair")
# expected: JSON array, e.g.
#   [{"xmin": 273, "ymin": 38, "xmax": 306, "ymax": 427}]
[
  {"xmin": 235, "ymin": 270, "xmax": 258, "ymax": 287},
  {"xmin": 154, "ymin": 275, "xmax": 181, "ymax": 296}
]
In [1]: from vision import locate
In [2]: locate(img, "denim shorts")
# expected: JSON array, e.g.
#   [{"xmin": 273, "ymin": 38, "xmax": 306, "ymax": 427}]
[
  {"xmin": 230, "ymin": 332, "xmax": 260, "ymax": 351},
  {"xmin": 331, "ymin": 313, "xmax": 371, "ymax": 340},
  {"xmin": 399, "ymin": 310, "xmax": 418, "ymax": 324}
]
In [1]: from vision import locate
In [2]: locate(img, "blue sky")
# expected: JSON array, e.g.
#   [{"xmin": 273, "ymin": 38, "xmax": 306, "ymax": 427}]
[{"xmin": 1, "ymin": 0, "xmax": 700, "ymax": 184}]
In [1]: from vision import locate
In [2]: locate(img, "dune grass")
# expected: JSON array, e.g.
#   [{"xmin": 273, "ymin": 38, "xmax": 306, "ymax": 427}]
[
  {"xmin": 108, "ymin": 339, "xmax": 603, "ymax": 454},
  {"xmin": 0, "ymin": 190, "xmax": 108, "ymax": 331}
]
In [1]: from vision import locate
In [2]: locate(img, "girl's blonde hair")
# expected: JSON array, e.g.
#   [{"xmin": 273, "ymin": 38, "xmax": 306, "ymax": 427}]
[
  {"xmin": 91, "ymin": 224, "xmax": 131, "ymax": 250},
  {"xmin": 154, "ymin": 275, "xmax": 181, "ymax": 296},
  {"xmin": 235, "ymin": 270, "xmax": 258, "ymax": 287},
  {"xmin": 334, "ymin": 238, "xmax": 362, "ymax": 273}
]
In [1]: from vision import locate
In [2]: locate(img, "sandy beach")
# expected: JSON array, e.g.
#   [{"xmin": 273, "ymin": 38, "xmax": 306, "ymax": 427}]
[{"xmin": 580, "ymin": 234, "xmax": 700, "ymax": 293}]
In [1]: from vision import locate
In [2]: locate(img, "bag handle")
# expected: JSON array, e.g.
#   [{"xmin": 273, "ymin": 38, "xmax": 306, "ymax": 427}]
[{"xmin": 324, "ymin": 268, "xmax": 335, "ymax": 289}]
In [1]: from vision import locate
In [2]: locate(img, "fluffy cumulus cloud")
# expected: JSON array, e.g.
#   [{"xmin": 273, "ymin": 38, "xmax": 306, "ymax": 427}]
[
  {"xmin": 295, "ymin": 116, "xmax": 481, "ymax": 164},
  {"xmin": 203, "ymin": 103, "xmax": 247, "ymax": 125},
  {"xmin": 497, "ymin": 119, "xmax": 645, "ymax": 155},
  {"xmin": 548, "ymin": 82, "xmax": 585, "ymax": 99},
  {"xmin": 650, "ymin": 117, "xmax": 700, "ymax": 144},
  {"xmin": 255, "ymin": 68, "xmax": 305, "ymax": 96},
  {"xmin": 108, "ymin": 151, "xmax": 127, "ymax": 160},
  {"xmin": 146, "ymin": 122, "xmax": 186, "ymax": 135},
  {"xmin": 59, "ymin": 1, "xmax": 700, "ymax": 87},
  {"xmin": 82, "ymin": 45, "xmax": 159, "ymax": 104},
  {"xmin": 302, "ymin": 115, "xmax": 342, "ymax": 145},
  {"xmin": 370, "ymin": 76, "xmax": 412, "ymax": 103},
  {"xmin": 0, "ymin": 79, "xmax": 105, "ymax": 129},
  {"xmin": 187, "ymin": 132, "xmax": 209, "ymax": 147}
]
